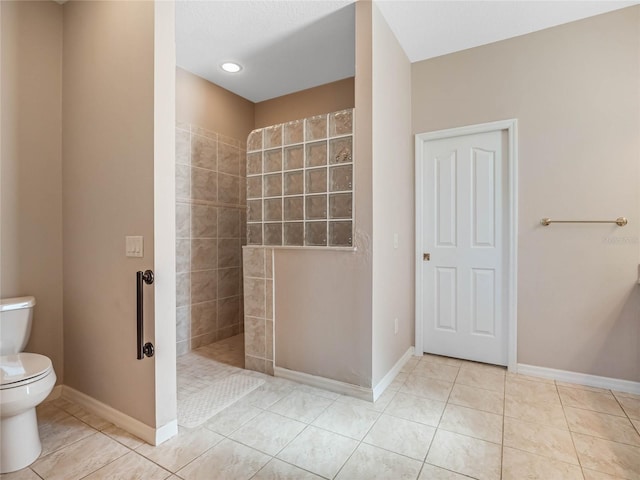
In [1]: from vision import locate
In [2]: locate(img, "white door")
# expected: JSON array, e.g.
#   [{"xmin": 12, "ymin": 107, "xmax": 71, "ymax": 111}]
[{"xmin": 421, "ymin": 130, "xmax": 507, "ymax": 365}]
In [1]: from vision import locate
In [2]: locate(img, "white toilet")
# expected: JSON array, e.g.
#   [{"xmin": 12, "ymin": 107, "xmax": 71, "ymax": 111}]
[{"xmin": 0, "ymin": 296, "xmax": 56, "ymax": 474}]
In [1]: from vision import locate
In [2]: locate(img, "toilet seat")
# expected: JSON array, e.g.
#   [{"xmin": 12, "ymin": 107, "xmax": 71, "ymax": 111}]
[{"xmin": 0, "ymin": 353, "xmax": 52, "ymax": 390}]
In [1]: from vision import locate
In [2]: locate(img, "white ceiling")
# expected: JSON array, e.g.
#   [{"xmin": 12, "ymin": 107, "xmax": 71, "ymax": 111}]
[
  {"xmin": 176, "ymin": 0, "xmax": 638, "ymax": 103},
  {"xmin": 176, "ymin": 1, "xmax": 355, "ymax": 102},
  {"xmin": 376, "ymin": 0, "xmax": 638, "ymax": 63}
]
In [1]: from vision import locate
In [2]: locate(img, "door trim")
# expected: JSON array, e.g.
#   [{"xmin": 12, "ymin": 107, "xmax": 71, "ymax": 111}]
[{"xmin": 414, "ymin": 119, "xmax": 518, "ymax": 371}]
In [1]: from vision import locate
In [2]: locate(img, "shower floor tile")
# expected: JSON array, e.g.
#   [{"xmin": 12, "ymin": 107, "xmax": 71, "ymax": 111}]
[{"xmin": 177, "ymin": 334, "xmax": 244, "ymax": 402}]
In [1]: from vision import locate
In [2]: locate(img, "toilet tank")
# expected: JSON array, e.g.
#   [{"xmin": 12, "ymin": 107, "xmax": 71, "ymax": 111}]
[{"xmin": 0, "ymin": 296, "xmax": 36, "ymax": 355}]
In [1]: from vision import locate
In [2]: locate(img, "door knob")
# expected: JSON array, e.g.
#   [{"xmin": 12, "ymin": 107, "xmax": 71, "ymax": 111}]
[{"xmin": 423, "ymin": 253, "xmax": 430, "ymax": 261}]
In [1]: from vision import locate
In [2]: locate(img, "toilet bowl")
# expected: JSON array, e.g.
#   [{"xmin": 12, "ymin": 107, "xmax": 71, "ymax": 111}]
[
  {"xmin": 0, "ymin": 297, "xmax": 56, "ymax": 474},
  {"xmin": 1, "ymin": 354, "xmax": 56, "ymax": 473}
]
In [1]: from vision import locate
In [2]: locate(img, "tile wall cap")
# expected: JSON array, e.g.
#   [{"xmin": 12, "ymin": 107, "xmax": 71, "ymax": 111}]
[{"xmin": 242, "ymin": 245, "xmax": 356, "ymax": 252}]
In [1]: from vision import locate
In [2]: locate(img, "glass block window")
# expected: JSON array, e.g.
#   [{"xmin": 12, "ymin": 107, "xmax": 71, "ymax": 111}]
[{"xmin": 246, "ymin": 109, "xmax": 354, "ymax": 247}]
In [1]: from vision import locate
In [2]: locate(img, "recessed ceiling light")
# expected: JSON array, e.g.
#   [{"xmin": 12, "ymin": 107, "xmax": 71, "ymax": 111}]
[{"xmin": 221, "ymin": 62, "xmax": 242, "ymax": 73}]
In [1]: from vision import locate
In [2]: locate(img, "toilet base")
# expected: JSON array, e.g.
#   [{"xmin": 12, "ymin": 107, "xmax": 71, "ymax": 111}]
[{"xmin": 1, "ymin": 407, "xmax": 43, "ymax": 473}]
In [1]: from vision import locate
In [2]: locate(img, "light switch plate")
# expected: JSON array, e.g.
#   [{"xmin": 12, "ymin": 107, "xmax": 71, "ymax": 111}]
[{"xmin": 126, "ymin": 236, "xmax": 143, "ymax": 257}]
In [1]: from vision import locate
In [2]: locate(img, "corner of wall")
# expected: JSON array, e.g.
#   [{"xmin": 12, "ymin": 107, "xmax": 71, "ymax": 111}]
[
  {"xmin": 370, "ymin": 2, "xmax": 414, "ymax": 385},
  {"xmin": 1, "ymin": 0, "xmax": 65, "ymax": 385}
]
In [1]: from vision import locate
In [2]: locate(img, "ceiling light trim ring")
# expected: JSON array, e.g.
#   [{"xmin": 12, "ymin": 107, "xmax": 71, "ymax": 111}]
[{"xmin": 221, "ymin": 62, "xmax": 242, "ymax": 73}]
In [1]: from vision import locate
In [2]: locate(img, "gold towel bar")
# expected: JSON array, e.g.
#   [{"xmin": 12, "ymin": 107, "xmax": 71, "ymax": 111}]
[{"xmin": 540, "ymin": 217, "xmax": 628, "ymax": 227}]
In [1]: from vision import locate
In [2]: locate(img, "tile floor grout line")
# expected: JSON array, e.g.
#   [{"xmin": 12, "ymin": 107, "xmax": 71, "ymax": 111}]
[
  {"xmin": 329, "ymin": 437, "xmax": 361, "ymax": 479},
  {"xmin": 632, "ymin": 417, "xmax": 640, "ymax": 437},
  {"xmin": 382, "ymin": 408, "xmax": 442, "ymax": 429},
  {"xmin": 75, "ymin": 448, "xmax": 143, "ymax": 480},
  {"xmin": 244, "ymin": 409, "xmax": 313, "ymax": 456},
  {"xmin": 555, "ymin": 379, "xmax": 586, "ymax": 478},
  {"xmin": 499, "ymin": 409, "xmax": 568, "ymax": 431},
  {"xmin": 266, "ymin": 387, "xmax": 338, "ymax": 423},
  {"xmin": 34, "ymin": 425, "xmax": 100, "ymax": 463},
  {"xmin": 127, "ymin": 450, "xmax": 176, "ymax": 480},
  {"xmin": 224, "ymin": 434, "xmax": 282, "ymax": 460},
  {"xmin": 14, "ymin": 465, "xmax": 47, "ymax": 480},
  {"xmin": 501, "ymin": 442, "xmax": 587, "ymax": 468},
  {"xmin": 425, "ymin": 462, "xmax": 479, "ymax": 479},
  {"xmin": 268, "ymin": 456, "xmax": 334, "ymax": 480},
  {"xmin": 307, "ymin": 420, "xmax": 375, "ymax": 444},
  {"xmin": 267, "ymin": 421, "xmax": 312, "ymax": 475},
  {"xmin": 567, "ymin": 428, "xmax": 640, "ymax": 449},
  {"xmin": 454, "ymin": 380, "xmax": 507, "ymax": 396},
  {"xmin": 433, "ymin": 425, "xmax": 504, "ymax": 446},
  {"xmin": 560, "ymin": 409, "xmax": 640, "ymax": 447},
  {"xmin": 245, "ymin": 458, "xmax": 275, "ymax": 480},
  {"xmin": 305, "ymin": 391, "xmax": 389, "ymax": 480},
  {"xmin": 611, "ymin": 388, "xmax": 638, "ymax": 425},
  {"xmin": 203, "ymin": 399, "xmax": 264, "ymax": 436},
  {"xmin": 41, "ymin": 430, "xmax": 131, "ymax": 480},
  {"xmin": 528, "ymin": 395, "xmax": 621, "ymax": 414},
  {"xmin": 359, "ymin": 436, "xmax": 433, "ymax": 464},
  {"xmin": 558, "ymin": 384, "xmax": 640, "ymax": 446},
  {"xmin": 163, "ymin": 432, "xmax": 226, "ymax": 476},
  {"xmin": 559, "ymin": 403, "xmax": 629, "ymax": 418},
  {"xmin": 426, "ymin": 358, "xmax": 461, "ymax": 449},
  {"xmin": 418, "ymin": 356, "xmax": 460, "ymax": 479}
]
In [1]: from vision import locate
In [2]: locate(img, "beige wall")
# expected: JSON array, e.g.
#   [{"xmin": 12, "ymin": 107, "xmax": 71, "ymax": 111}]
[
  {"xmin": 177, "ymin": 69, "xmax": 354, "ymax": 140},
  {"xmin": 176, "ymin": 67, "xmax": 254, "ymax": 142},
  {"xmin": 412, "ymin": 6, "xmax": 640, "ymax": 382},
  {"xmin": 254, "ymin": 78, "xmax": 355, "ymax": 129},
  {"xmin": 274, "ymin": 1, "xmax": 373, "ymax": 387},
  {"xmin": 371, "ymin": 5, "xmax": 413, "ymax": 386},
  {"xmin": 62, "ymin": 1, "xmax": 157, "ymax": 426},
  {"xmin": 1, "ymin": 1, "xmax": 64, "ymax": 384}
]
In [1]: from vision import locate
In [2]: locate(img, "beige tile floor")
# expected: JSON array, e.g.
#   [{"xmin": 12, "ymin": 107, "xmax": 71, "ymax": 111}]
[{"xmin": 4, "ymin": 350, "xmax": 640, "ymax": 480}]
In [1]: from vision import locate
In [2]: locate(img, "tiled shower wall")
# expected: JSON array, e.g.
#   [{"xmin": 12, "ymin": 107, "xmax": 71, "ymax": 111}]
[
  {"xmin": 242, "ymin": 246, "xmax": 274, "ymax": 375},
  {"xmin": 175, "ymin": 123, "xmax": 247, "ymax": 356}
]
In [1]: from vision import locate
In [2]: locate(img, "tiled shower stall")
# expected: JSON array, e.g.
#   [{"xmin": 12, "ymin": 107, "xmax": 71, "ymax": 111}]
[
  {"xmin": 175, "ymin": 109, "xmax": 354, "ymax": 369},
  {"xmin": 175, "ymin": 123, "xmax": 247, "ymax": 355}
]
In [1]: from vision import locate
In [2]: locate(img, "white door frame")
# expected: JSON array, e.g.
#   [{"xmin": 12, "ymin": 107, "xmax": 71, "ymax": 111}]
[{"xmin": 415, "ymin": 119, "xmax": 518, "ymax": 372}]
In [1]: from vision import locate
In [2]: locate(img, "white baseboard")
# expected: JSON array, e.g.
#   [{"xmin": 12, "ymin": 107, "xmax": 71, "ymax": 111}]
[
  {"xmin": 62, "ymin": 386, "xmax": 178, "ymax": 446},
  {"xmin": 517, "ymin": 364, "xmax": 640, "ymax": 395},
  {"xmin": 154, "ymin": 419, "xmax": 179, "ymax": 445},
  {"xmin": 274, "ymin": 367, "xmax": 374, "ymax": 401},
  {"xmin": 372, "ymin": 346, "xmax": 414, "ymax": 401}
]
